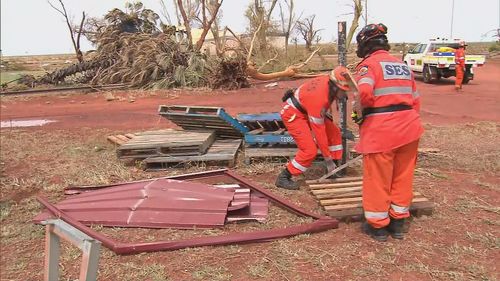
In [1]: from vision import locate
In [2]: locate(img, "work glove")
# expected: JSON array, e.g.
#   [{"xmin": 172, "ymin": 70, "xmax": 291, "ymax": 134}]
[
  {"xmin": 351, "ymin": 111, "xmax": 364, "ymax": 125},
  {"xmin": 324, "ymin": 158, "xmax": 337, "ymax": 174}
]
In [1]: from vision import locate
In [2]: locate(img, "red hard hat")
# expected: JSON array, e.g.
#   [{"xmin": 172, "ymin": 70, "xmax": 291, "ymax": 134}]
[{"xmin": 329, "ymin": 66, "xmax": 350, "ymax": 91}]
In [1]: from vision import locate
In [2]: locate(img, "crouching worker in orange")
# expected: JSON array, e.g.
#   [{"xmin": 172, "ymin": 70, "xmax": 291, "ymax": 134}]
[
  {"xmin": 275, "ymin": 66, "xmax": 351, "ymax": 190},
  {"xmin": 354, "ymin": 23, "xmax": 424, "ymax": 241}
]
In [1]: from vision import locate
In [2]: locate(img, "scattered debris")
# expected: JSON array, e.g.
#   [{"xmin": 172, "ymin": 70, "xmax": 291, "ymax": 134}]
[
  {"xmin": 264, "ymin": 82, "xmax": 278, "ymax": 88},
  {"xmin": 35, "ymin": 179, "xmax": 249, "ymax": 228},
  {"xmin": 104, "ymin": 92, "xmax": 116, "ymax": 101},
  {"xmin": 36, "ymin": 169, "xmax": 338, "ymax": 254}
]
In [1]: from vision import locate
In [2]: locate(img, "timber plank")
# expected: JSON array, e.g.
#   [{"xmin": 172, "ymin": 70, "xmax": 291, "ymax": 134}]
[
  {"xmin": 305, "ymin": 176, "xmax": 363, "ymax": 184},
  {"xmin": 311, "ymin": 186, "xmax": 362, "ymax": 196},
  {"xmin": 320, "ymin": 192, "xmax": 425, "ymax": 206},
  {"xmin": 144, "ymin": 139, "xmax": 242, "ymax": 170},
  {"xmin": 117, "ymin": 130, "xmax": 215, "ymax": 159},
  {"xmin": 107, "ymin": 136, "xmax": 125, "ymax": 145},
  {"xmin": 308, "ymin": 181, "xmax": 364, "ymax": 190}
]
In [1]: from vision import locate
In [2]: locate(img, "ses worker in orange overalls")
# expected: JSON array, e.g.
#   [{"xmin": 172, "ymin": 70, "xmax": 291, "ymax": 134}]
[
  {"xmin": 454, "ymin": 41, "xmax": 467, "ymax": 91},
  {"xmin": 353, "ymin": 23, "xmax": 424, "ymax": 242},
  {"xmin": 275, "ymin": 66, "xmax": 351, "ymax": 190}
]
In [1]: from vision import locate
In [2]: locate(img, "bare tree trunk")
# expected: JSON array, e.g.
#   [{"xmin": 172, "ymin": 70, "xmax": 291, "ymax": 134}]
[
  {"xmin": 47, "ymin": 0, "xmax": 85, "ymax": 63},
  {"xmin": 194, "ymin": 0, "xmax": 223, "ymax": 52},
  {"xmin": 296, "ymin": 15, "xmax": 321, "ymax": 52},
  {"xmin": 346, "ymin": 0, "xmax": 363, "ymax": 51},
  {"xmin": 251, "ymin": 0, "xmax": 277, "ymax": 52},
  {"xmin": 279, "ymin": 0, "xmax": 298, "ymax": 55},
  {"xmin": 177, "ymin": 0, "xmax": 194, "ymax": 50},
  {"xmin": 76, "ymin": 11, "xmax": 86, "ymax": 63}
]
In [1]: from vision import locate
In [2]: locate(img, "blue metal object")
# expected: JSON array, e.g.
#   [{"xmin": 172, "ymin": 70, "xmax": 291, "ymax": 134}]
[
  {"xmin": 159, "ymin": 106, "xmax": 296, "ymax": 145},
  {"xmin": 237, "ymin": 112, "xmax": 295, "ymax": 145},
  {"xmin": 158, "ymin": 105, "xmax": 249, "ymax": 138},
  {"xmin": 218, "ymin": 108, "xmax": 250, "ymax": 134},
  {"xmin": 236, "ymin": 113, "xmax": 282, "ymax": 122},
  {"xmin": 244, "ymin": 133, "xmax": 295, "ymax": 145}
]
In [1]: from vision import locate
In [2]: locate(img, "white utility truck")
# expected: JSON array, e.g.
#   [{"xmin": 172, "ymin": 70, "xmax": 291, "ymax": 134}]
[{"xmin": 403, "ymin": 39, "xmax": 486, "ymax": 83}]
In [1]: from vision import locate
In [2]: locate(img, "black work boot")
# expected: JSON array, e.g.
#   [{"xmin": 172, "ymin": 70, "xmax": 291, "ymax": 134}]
[
  {"xmin": 275, "ymin": 169, "xmax": 299, "ymax": 190},
  {"xmin": 362, "ymin": 222, "xmax": 388, "ymax": 242},
  {"xmin": 387, "ymin": 218, "xmax": 405, "ymax": 239}
]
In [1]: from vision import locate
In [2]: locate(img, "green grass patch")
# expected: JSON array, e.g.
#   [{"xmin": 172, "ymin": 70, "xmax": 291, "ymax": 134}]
[{"xmin": 0, "ymin": 70, "xmax": 46, "ymax": 84}]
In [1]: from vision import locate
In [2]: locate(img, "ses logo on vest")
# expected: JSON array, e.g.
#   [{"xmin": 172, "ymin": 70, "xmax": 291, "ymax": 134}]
[{"xmin": 380, "ymin": 62, "xmax": 411, "ymax": 80}]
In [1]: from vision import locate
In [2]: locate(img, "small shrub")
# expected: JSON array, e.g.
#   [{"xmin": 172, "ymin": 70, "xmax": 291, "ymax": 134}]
[{"xmin": 488, "ymin": 42, "xmax": 500, "ymax": 52}]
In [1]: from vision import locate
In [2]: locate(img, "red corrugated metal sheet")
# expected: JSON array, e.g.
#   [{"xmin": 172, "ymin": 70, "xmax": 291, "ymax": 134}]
[
  {"xmin": 35, "ymin": 170, "xmax": 338, "ymax": 255},
  {"xmin": 34, "ymin": 179, "xmax": 235, "ymax": 229},
  {"xmin": 227, "ymin": 193, "xmax": 269, "ymax": 222},
  {"xmin": 214, "ymin": 184, "xmax": 269, "ymax": 222}
]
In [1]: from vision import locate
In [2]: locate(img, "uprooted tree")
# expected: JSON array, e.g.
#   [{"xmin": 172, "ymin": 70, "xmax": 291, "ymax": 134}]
[{"xmin": 23, "ymin": 1, "xmax": 323, "ymax": 90}]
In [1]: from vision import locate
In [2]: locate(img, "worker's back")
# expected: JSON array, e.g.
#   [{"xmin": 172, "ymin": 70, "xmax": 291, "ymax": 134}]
[{"xmin": 355, "ymin": 50, "xmax": 424, "ymax": 154}]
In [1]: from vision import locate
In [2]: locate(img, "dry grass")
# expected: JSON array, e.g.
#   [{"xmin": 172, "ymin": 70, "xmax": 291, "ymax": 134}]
[
  {"xmin": 191, "ymin": 265, "xmax": 232, "ymax": 281},
  {"xmin": 1, "ymin": 121, "xmax": 499, "ymax": 280},
  {"xmin": 420, "ymin": 122, "xmax": 500, "ymax": 173}
]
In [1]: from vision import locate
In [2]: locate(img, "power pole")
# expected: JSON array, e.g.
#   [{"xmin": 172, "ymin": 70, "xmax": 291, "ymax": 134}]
[
  {"xmin": 364, "ymin": 0, "xmax": 368, "ymax": 26},
  {"xmin": 450, "ymin": 0, "xmax": 455, "ymax": 39},
  {"xmin": 337, "ymin": 21, "xmax": 348, "ymax": 166}
]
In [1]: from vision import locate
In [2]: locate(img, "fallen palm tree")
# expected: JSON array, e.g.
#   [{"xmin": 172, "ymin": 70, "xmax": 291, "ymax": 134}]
[{"xmin": 19, "ymin": 2, "xmax": 323, "ymax": 91}]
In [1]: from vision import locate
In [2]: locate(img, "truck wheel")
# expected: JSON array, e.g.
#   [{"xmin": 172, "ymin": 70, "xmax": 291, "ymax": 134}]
[
  {"xmin": 422, "ymin": 65, "xmax": 433, "ymax": 83},
  {"xmin": 463, "ymin": 68, "xmax": 472, "ymax": 84}
]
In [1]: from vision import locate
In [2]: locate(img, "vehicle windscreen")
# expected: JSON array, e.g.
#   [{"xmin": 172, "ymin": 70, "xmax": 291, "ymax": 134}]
[{"xmin": 429, "ymin": 43, "xmax": 459, "ymax": 52}]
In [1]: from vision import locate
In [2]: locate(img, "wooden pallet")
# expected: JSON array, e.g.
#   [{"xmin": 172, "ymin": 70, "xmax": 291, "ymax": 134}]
[
  {"xmin": 158, "ymin": 106, "xmax": 248, "ymax": 139},
  {"xmin": 144, "ymin": 139, "xmax": 242, "ymax": 170},
  {"xmin": 117, "ymin": 130, "xmax": 216, "ymax": 160},
  {"xmin": 107, "ymin": 130, "xmax": 183, "ymax": 145},
  {"xmin": 306, "ymin": 176, "xmax": 434, "ymax": 220},
  {"xmin": 107, "ymin": 134, "xmax": 135, "ymax": 145},
  {"xmin": 245, "ymin": 146, "xmax": 297, "ymax": 159}
]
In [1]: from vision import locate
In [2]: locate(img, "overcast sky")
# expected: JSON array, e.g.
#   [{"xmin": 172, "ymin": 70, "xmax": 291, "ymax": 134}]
[{"xmin": 1, "ymin": 0, "xmax": 499, "ymax": 56}]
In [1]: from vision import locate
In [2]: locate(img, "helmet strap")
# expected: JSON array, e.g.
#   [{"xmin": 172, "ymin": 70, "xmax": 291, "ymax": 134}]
[{"xmin": 328, "ymin": 80, "xmax": 341, "ymax": 104}]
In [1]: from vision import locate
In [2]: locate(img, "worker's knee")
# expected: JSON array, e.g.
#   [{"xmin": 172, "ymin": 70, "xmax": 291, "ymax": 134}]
[{"xmin": 302, "ymin": 148, "xmax": 318, "ymax": 160}]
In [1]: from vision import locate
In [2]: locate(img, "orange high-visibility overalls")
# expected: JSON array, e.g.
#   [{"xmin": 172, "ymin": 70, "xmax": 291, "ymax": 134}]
[
  {"xmin": 455, "ymin": 47, "xmax": 466, "ymax": 89},
  {"xmin": 280, "ymin": 75, "xmax": 342, "ymax": 176},
  {"xmin": 355, "ymin": 50, "xmax": 424, "ymax": 228}
]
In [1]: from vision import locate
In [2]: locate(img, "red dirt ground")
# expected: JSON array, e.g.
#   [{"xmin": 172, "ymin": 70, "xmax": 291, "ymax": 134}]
[
  {"xmin": 1, "ymin": 58, "xmax": 499, "ymax": 130},
  {"xmin": 1, "ymin": 59, "xmax": 499, "ymax": 281}
]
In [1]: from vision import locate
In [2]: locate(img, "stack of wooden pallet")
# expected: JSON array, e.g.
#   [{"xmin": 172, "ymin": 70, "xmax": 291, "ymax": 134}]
[
  {"xmin": 117, "ymin": 130, "xmax": 216, "ymax": 159},
  {"xmin": 305, "ymin": 176, "xmax": 434, "ymax": 221},
  {"xmin": 108, "ymin": 129, "xmax": 241, "ymax": 170}
]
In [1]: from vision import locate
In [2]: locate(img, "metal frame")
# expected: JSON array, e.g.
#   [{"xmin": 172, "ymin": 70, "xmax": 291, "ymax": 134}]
[
  {"xmin": 39, "ymin": 170, "xmax": 338, "ymax": 255},
  {"xmin": 43, "ymin": 219, "xmax": 101, "ymax": 281}
]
